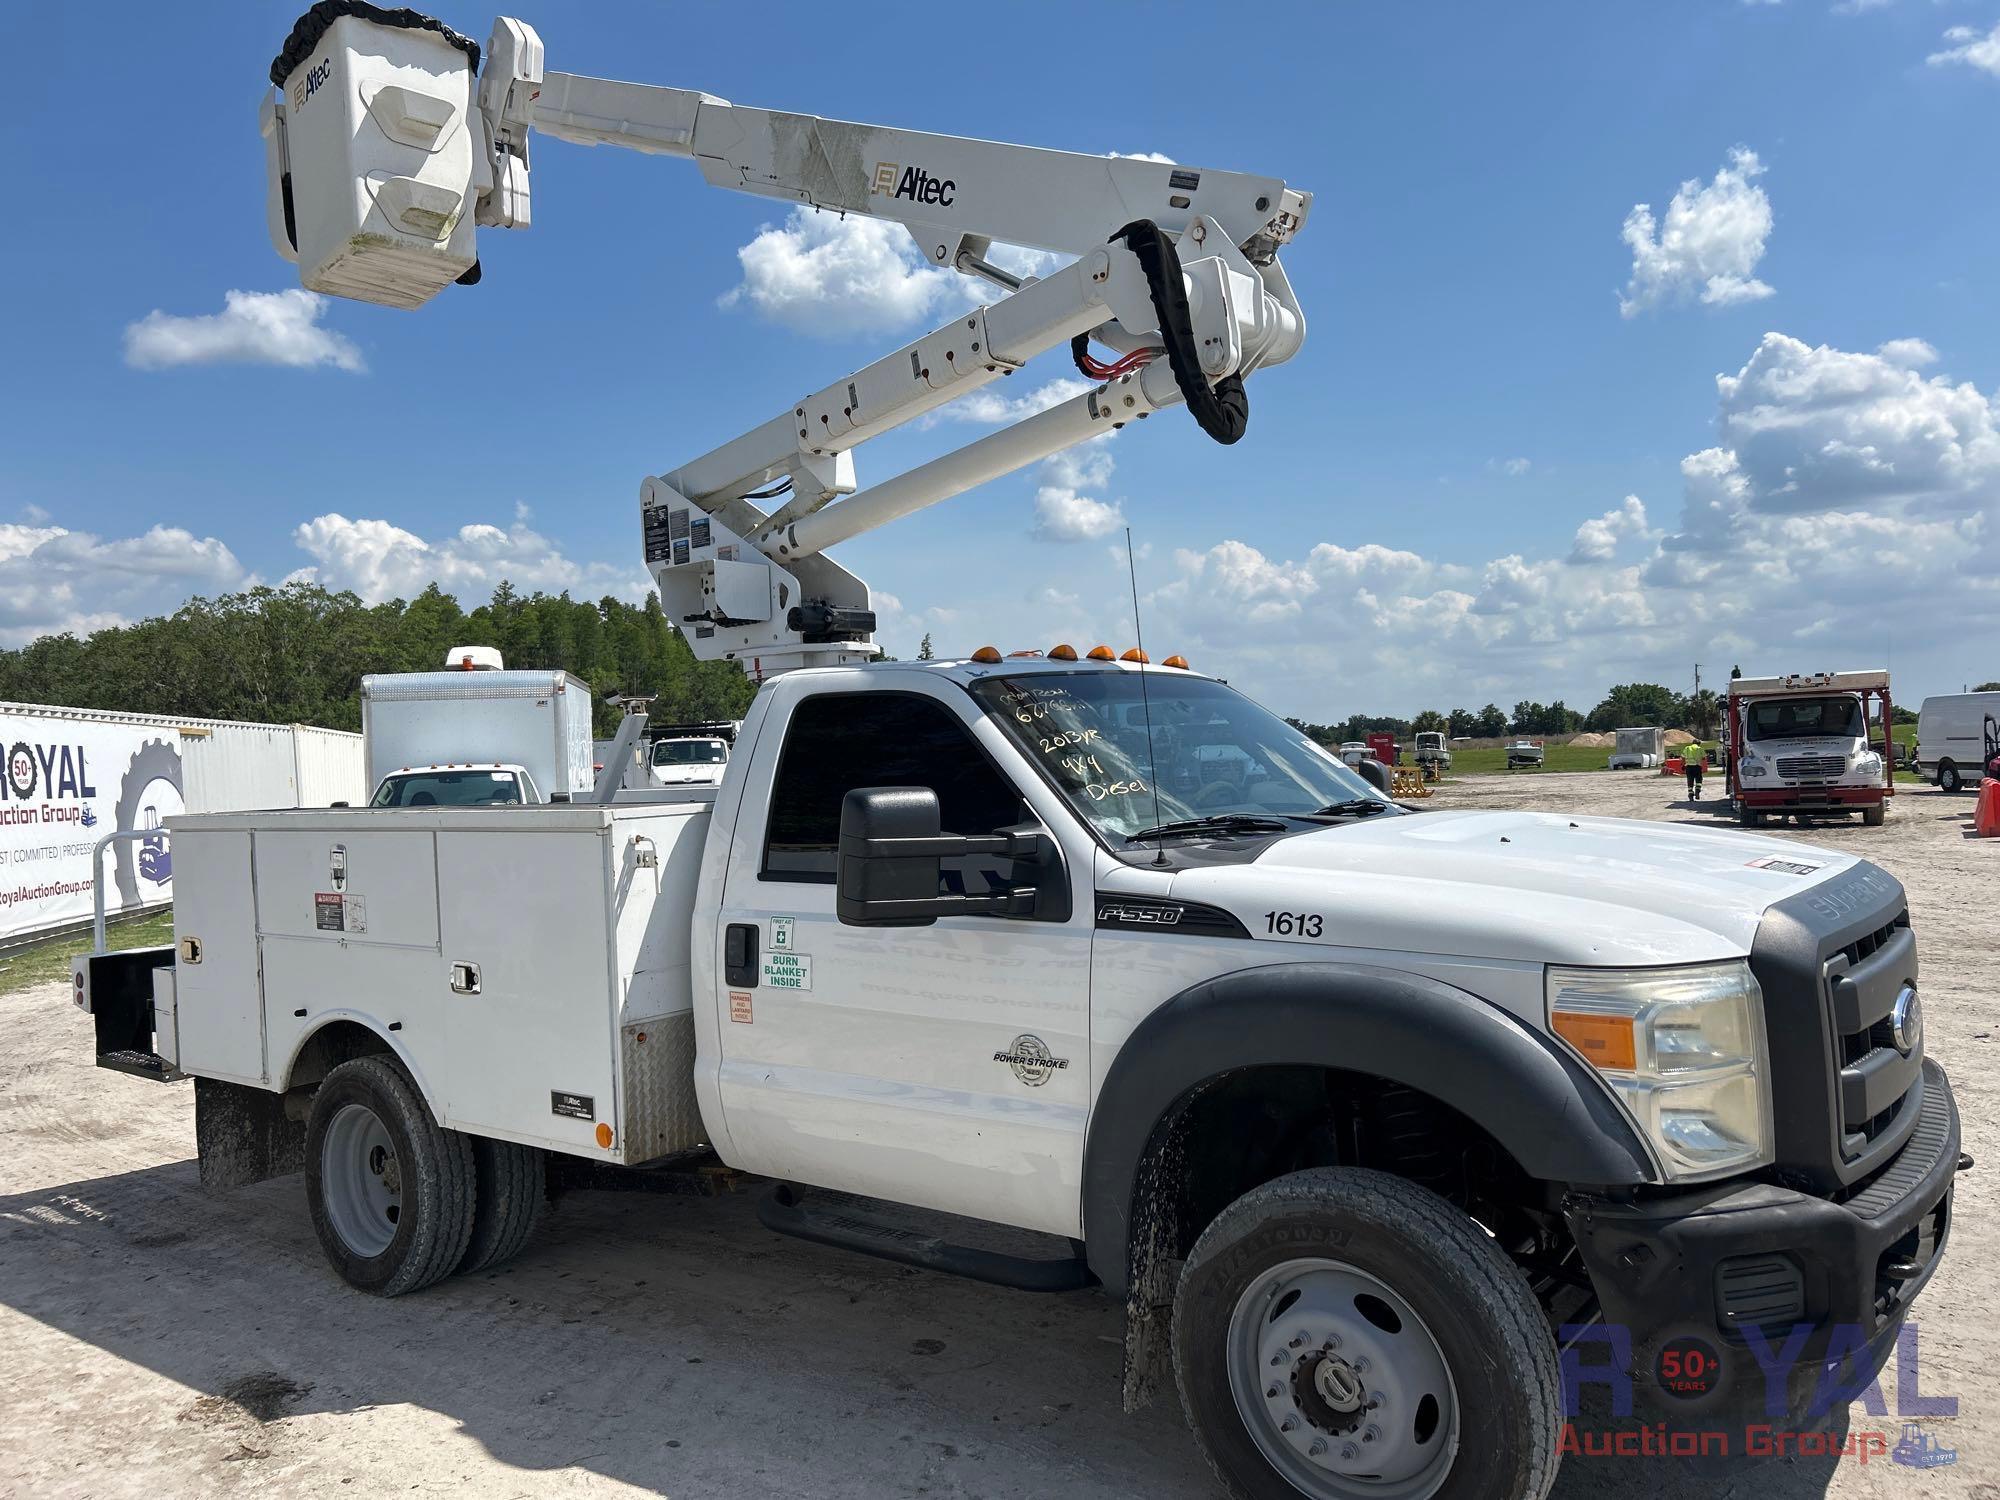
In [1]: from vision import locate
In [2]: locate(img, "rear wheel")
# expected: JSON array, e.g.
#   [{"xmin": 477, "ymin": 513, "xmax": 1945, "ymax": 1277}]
[
  {"xmin": 1938, "ymin": 760, "xmax": 1962, "ymax": 794},
  {"xmin": 305, "ymin": 1056, "xmax": 475, "ymax": 1296},
  {"xmin": 457, "ymin": 1137, "xmax": 547, "ymax": 1275},
  {"xmin": 1172, "ymin": 1168, "xmax": 1558, "ymax": 1500}
]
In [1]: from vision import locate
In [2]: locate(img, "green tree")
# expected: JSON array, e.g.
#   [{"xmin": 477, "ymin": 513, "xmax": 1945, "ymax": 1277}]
[
  {"xmin": 1687, "ymin": 688, "xmax": 1721, "ymax": 740},
  {"xmin": 916, "ymin": 632, "xmax": 934, "ymax": 661},
  {"xmin": 1976, "ymin": 681, "xmax": 2000, "ymax": 693},
  {"xmin": 1412, "ymin": 709, "xmax": 1446, "ymax": 734},
  {"xmin": 1586, "ymin": 683, "xmax": 1688, "ymax": 733},
  {"xmin": 1474, "ymin": 703, "xmax": 1508, "ymax": 738}
]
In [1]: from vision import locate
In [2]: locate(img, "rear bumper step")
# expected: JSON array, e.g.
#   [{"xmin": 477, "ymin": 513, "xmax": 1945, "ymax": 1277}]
[
  {"xmin": 757, "ymin": 1183, "xmax": 1095, "ymax": 1293},
  {"xmin": 97, "ymin": 1049, "xmax": 182, "ymax": 1082}
]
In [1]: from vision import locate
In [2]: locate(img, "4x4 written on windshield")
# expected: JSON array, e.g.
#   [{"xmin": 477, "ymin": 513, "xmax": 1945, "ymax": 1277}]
[{"xmin": 970, "ymin": 672, "xmax": 1384, "ymax": 841}]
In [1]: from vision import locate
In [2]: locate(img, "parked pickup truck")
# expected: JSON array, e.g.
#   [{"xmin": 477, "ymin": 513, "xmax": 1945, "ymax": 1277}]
[{"xmin": 75, "ymin": 655, "xmax": 1962, "ymax": 1500}]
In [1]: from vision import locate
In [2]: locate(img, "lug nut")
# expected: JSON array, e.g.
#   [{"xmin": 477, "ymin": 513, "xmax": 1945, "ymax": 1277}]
[
  {"xmin": 1308, "ymin": 1439, "xmax": 1326, "ymax": 1458},
  {"xmin": 1363, "ymin": 1425, "xmax": 1380, "ymax": 1444},
  {"xmin": 1267, "ymin": 1385, "xmax": 1281, "ymax": 1399},
  {"xmin": 1279, "ymin": 1418, "xmax": 1295, "ymax": 1433},
  {"xmin": 1341, "ymin": 1443, "xmax": 1359, "ymax": 1461},
  {"xmin": 1351, "ymin": 1357, "xmax": 1370, "ymax": 1374}
]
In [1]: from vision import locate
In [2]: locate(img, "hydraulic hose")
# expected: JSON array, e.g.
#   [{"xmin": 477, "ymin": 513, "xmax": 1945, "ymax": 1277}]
[{"xmin": 1072, "ymin": 219, "xmax": 1249, "ymax": 445}]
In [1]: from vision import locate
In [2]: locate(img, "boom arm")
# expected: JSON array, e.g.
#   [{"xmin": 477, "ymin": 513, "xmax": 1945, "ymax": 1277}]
[{"xmin": 261, "ymin": 7, "xmax": 1311, "ymax": 675}]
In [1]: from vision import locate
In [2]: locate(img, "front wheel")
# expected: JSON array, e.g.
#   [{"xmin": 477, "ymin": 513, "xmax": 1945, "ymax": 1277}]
[
  {"xmin": 1172, "ymin": 1168, "xmax": 1559, "ymax": 1500},
  {"xmin": 1736, "ymin": 800, "xmax": 1762, "ymax": 826},
  {"xmin": 1862, "ymin": 803, "xmax": 1886, "ymax": 827},
  {"xmin": 1938, "ymin": 760, "xmax": 1962, "ymax": 794}
]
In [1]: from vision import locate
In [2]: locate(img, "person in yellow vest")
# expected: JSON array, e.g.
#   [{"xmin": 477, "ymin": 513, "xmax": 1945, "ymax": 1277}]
[{"xmin": 1684, "ymin": 743, "xmax": 1706, "ymax": 801}]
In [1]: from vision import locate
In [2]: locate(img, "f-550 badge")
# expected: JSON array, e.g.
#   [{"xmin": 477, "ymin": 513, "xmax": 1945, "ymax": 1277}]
[
  {"xmin": 872, "ymin": 161, "xmax": 956, "ymax": 207},
  {"xmin": 994, "ymin": 1034, "xmax": 1068, "ymax": 1087}
]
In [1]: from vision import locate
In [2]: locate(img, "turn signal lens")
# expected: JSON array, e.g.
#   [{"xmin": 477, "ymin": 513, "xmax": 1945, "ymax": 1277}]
[
  {"xmin": 1049, "ymin": 644, "xmax": 1078, "ymax": 661},
  {"xmin": 1120, "ymin": 648, "xmax": 1150, "ymax": 664},
  {"xmin": 1162, "ymin": 655, "xmax": 1189, "ymax": 669},
  {"xmin": 594, "ymin": 1123, "xmax": 614, "ymax": 1149},
  {"xmin": 1551, "ymin": 1010, "xmax": 1638, "ymax": 1072},
  {"xmin": 1086, "ymin": 645, "xmax": 1117, "ymax": 661},
  {"xmin": 970, "ymin": 645, "xmax": 1003, "ymax": 663}
]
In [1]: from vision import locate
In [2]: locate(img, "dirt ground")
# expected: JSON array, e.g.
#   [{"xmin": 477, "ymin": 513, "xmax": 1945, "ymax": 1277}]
[{"xmin": 0, "ymin": 773, "xmax": 1990, "ymax": 1499}]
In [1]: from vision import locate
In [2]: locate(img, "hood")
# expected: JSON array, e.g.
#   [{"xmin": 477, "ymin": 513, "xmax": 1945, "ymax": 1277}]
[
  {"xmin": 652, "ymin": 764, "xmax": 723, "ymax": 785},
  {"xmin": 1166, "ymin": 809, "xmax": 1861, "ymax": 966}
]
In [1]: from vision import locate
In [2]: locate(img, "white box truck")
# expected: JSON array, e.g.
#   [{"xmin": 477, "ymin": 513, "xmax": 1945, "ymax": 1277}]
[
  {"xmin": 1915, "ymin": 691, "xmax": 2000, "ymax": 793},
  {"xmin": 1726, "ymin": 670, "xmax": 1894, "ymax": 827},
  {"xmin": 361, "ymin": 663, "xmax": 594, "ymax": 806}
]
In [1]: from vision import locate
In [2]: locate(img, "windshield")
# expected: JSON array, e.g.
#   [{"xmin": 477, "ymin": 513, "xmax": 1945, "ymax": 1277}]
[
  {"xmin": 970, "ymin": 670, "xmax": 1386, "ymax": 840},
  {"xmin": 371, "ymin": 770, "xmax": 526, "ymax": 807},
  {"xmin": 1746, "ymin": 696, "xmax": 1863, "ymax": 742},
  {"xmin": 653, "ymin": 738, "xmax": 727, "ymax": 766}
]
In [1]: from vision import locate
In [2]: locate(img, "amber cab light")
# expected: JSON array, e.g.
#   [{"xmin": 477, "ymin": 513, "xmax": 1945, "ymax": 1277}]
[
  {"xmin": 1086, "ymin": 645, "xmax": 1117, "ymax": 661},
  {"xmin": 1163, "ymin": 654, "xmax": 1190, "ymax": 669},
  {"xmin": 1120, "ymin": 648, "xmax": 1150, "ymax": 664},
  {"xmin": 970, "ymin": 645, "xmax": 1003, "ymax": 664},
  {"xmin": 1049, "ymin": 643, "xmax": 1078, "ymax": 661}
]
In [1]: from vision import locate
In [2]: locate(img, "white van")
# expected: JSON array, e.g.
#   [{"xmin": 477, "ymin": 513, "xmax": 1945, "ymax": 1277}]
[{"xmin": 1915, "ymin": 692, "xmax": 2000, "ymax": 792}]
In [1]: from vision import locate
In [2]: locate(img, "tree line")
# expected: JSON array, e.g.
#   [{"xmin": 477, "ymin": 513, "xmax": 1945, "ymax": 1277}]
[{"xmin": 0, "ymin": 581, "xmax": 757, "ymax": 737}]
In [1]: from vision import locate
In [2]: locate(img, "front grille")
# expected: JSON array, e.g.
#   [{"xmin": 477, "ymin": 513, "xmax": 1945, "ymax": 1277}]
[
  {"xmin": 1776, "ymin": 753, "xmax": 1847, "ymax": 779},
  {"xmin": 1752, "ymin": 862, "xmax": 1921, "ymax": 1193}
]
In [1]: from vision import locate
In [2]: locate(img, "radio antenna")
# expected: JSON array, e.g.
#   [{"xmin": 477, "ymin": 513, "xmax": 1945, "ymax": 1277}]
[{"xmin": 1126, "ymin": 527, "xmax": 1168, "ymax": 867}]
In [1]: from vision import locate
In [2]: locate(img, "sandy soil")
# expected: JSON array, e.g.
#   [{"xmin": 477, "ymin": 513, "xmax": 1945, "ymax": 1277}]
[{"xmin": 0, "ymin": 773, "xmax": 1990, "ymax": 1498}]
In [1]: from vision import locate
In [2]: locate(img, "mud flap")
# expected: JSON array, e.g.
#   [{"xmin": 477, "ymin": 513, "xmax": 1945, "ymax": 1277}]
[{"xmin": 195, "ymin": 1077, "xmax": 304, "ymax": 1190}]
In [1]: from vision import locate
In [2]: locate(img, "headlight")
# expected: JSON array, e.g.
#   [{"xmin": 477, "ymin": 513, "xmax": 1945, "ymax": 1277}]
[
  {"xmin": 1852, "ymin": 752, "xmax": 1882, "ymax": 777},
  {"xmin": 1547, "ymin": 960, "xmax": 1773, "ymax": 1183}
]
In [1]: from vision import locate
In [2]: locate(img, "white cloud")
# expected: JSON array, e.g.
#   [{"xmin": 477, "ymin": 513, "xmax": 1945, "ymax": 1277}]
[
  {"xmin": 1489, "ymin": 457, "xmax": 1532, "ymax": 477},
  {"xmin": 930, "ymin": 377, "xmax": 1093, "ymax": 425},
  {"xmin": 290, "ymin": 508, "xmax": 646, "ymax": 604},
  {"xmin": 1034, "ymin": 442, "xmax": 1126, "ymax": 542},
  {"xmin": 719, "ymin": 208, "xmax": 1063, "ymax": 337},
  {"xmin": 1929, "ymin": 22, "xmax": 2000, "ymax": 76},
  {"xmin": 1108, "ymin": 151, "xmax": 1177, "ymax": 164},
  {"xmin": 1619, "ymin": 148, "xmax": 1775, "ymax": 316},
  {"xmin": 1136, "ymin": 332, "xmax": 1997, "ymax": 714},
  {"xmin": 124, "ymin": 290, "xmax": 365, "ymax": 373},
  {"xmin": 0, "ymin": 522, "xmax": 248, "ymax": 645}
]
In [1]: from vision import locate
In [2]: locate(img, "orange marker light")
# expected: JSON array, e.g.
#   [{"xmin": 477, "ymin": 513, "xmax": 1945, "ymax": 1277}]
[
  {"xmin": 1551, "ymin": 1011, "xmax": 1637, "ymax": 1072},
  {"xmin": 1086, "ymin": 645, "xmax": 1117, "ymax": 661},
  {"xmin": 1162, "ymin": 655, "xmax": 1190, "ymax": 669},
  {"xmin": 1049, "ymin": 643, "xmax": 1078, "ymax": 661},
  {"xmin": 595, "ymin": 1123, "xmax": 615, "ymax": 1149},
  {"xmin": 1121, "ymin": 648, "xmax": 1150, "ymax": 664},
  {"xmin": 970, "ymin": 645, "xmax": 1003, "ymax": 664}
]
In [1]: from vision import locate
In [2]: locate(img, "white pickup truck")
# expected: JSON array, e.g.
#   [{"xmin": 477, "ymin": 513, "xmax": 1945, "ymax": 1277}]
[{"xmin": 77, "ymin": 652, "xmax": 1962, "ymax": 1500}]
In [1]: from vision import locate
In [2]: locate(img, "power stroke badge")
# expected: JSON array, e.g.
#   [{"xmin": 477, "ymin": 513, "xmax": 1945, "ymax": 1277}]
[{"xmin": 994, "ymin": 1034, "xmax": 1068, "ymax": 1087}]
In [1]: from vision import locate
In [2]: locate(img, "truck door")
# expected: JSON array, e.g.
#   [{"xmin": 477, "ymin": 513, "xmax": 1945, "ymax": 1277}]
[{"xmin": 713, "ymin": 680, "xmax": 1093, "ymax": 1239}]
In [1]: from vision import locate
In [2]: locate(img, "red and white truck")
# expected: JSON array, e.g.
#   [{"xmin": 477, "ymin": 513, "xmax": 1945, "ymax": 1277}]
[{"xmin": 1725, "ymin": 670, "xmax": 1895, "ymax": 827}]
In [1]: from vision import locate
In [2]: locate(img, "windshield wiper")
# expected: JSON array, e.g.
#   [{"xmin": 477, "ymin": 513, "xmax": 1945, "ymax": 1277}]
[
  {"xmin": 1124, "ymin": 814, "xmax": 1293, "ymax": 844},
  {"xmin": 1309, "ymin": 799, "xmax": 1396, "ymax": 819}
]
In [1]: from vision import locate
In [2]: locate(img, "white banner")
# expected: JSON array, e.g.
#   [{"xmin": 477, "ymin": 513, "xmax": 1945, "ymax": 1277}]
[{"xmin": 1, "ymin": 711, "xmax": 185, "ymax": 943}]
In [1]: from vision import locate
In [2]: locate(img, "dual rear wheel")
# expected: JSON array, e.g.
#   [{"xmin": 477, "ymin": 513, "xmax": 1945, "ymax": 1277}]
[{"xmin": 304, "ymin": 1055, "xmax": 544, "ymax": 1295}]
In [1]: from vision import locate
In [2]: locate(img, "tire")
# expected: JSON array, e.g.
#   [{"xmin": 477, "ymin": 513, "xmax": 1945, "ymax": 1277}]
[
  {"xmin": 305, "ymin": 1056, "xmax": 475, "ymax": 1296},
  {"xmin": 1862, "ymin": 803, "xmax": 1886, "ymax": 827},
  {"xmin": 1736, "ymin": 800, "xmax": 1762, "ymax": 827},
  {"xmin": 1171, "ymin": 1168, "xmax": 1559, "ymax": 1500},
  {"xmin": 457, "ymin": 1137, "xmax": 546, "ymax": 1275},
  {"xmin": 1938, "ymin": 760, "xmax": 1962, "ymax": 794}
]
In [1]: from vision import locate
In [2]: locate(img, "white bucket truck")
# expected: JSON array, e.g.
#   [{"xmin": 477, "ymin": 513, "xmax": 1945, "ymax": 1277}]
[{"xmin": 72, "ymin": 11, "xmax": 1966, "ymax": 1499}]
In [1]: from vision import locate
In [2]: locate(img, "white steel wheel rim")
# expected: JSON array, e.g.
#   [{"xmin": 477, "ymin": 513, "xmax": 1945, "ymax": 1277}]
[
  {"xmin": 1224, "ymin": 1257, "xmax": 1460, "ymax": 1500},
  {"xmin": 321, "ymin": 1102, "xmax": 403, "ymax": 1259}
]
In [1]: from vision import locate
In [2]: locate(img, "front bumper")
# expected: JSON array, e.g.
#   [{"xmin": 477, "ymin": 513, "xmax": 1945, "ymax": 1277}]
[
  {"xmin": 1739, "ymin": 785, "xmax": 1884, "ymax": 809},
  {"xmin": 1564, "ymin": 1059, "xmax": 1961, "ymax": 1423}
]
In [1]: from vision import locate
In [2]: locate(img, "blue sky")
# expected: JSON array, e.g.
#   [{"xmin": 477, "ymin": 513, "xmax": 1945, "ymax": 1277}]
[{"xmin": 3, "ymin": 0, "xmax": 1997, "ymax": 718}]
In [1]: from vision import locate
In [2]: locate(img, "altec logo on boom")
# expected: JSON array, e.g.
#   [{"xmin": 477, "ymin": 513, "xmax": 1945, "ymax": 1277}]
[{"xmin": 871, "ymin": 161, "xmax": 956, "ymax": 207}]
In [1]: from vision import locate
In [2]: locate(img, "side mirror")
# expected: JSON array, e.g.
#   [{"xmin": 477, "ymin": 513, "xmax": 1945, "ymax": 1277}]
[
  {"xmin": 836, "ymin": 786, "xmax": 1066, "ymax": 927},
  {"xmin": 1355, "ymin": 758, "xmax": 1392, "ymax": 795}
]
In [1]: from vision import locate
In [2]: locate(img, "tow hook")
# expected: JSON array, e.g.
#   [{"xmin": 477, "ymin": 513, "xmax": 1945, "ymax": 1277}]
[{"xmin": 1957, "ymin": 1152, "xmax": 1974, "ymax": 1172}]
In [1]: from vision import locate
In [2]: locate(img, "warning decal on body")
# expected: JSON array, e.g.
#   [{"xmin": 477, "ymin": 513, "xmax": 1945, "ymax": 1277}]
[
  {"xmin": 729, "ymin": 990, "xmax": 754, "ymax": 1024},
  {"xmin": 1746, "ymin": 855, "xmax": 1824, "ymax": 877},
  {"xmin": 761, "ymin": 952, "xmax": 812, "ymax": 991},
  {"xmin": 314, "ymin": 892, "xmax": 344, "ymax": 931}
]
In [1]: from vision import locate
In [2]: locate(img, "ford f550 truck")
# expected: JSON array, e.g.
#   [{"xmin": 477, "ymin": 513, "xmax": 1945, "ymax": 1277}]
[{"xmin": 78, "ymin": 653, "xmax": 1962, "ymax": 1500}]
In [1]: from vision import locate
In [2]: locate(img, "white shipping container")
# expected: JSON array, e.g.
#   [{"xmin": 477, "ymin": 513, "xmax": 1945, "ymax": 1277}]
[
  {"xmin": 182, "ymin": 724, "xmax": 367, "ymax": 813},
  {"xmin": 291, "ymin": 725, "xmax": 368, "ymax": 806}
]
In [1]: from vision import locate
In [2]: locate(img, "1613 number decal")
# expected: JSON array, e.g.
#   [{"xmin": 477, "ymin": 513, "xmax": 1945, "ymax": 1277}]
[{"xmin": 1263, "ymin": 911, "xmax": 1324, "ymax": 938}]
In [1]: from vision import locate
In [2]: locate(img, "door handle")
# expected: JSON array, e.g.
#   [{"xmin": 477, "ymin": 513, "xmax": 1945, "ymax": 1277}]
[
  {"xmin": 723, "ymin": 923, "xmax": 758, "ymax": 987},
  {"xmin": 449, "ymin": 961, "xmax": 482, "ymax": 995}
]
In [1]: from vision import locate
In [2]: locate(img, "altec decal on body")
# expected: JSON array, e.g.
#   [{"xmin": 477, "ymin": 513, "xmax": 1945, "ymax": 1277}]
[{"xmin": 871, "ymin": 162, "xmax": 956, "ymax": 207}]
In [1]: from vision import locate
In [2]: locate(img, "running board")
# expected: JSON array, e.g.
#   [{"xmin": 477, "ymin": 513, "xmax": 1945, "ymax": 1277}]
[
  {"xmin": 97, "ymin": 1048, "xmax": 182, "ymax": 1082},
  {"xmin": 756, "ymin": 1183, "xmax": 1094, "ymax": 1293}
]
